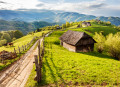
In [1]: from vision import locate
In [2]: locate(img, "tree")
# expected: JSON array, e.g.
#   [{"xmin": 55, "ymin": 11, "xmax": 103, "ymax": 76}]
[
  {"xmin": 0, "ymin": 39, "xmax": 7, "ymax": 47},
  {"xmin": 12, "ymin": 37, "xmax": 16, "ymax": 41},
  {"xmin": 66, "ymin": 22, "xmax": 70, "ymax": 28},
  {"xmin": 1, "ymin": 33, "xmax": 12, "ymax": 42},
  {"xmin": 106, "ymin": 21, "xmax": 111, "ymax": 25},
  {"xmin": 105, "ymin": 32, "xmax": 120, "ymax": 59},
  {"xmin": 14, "ymin": 30, "xmax": 23, "ymax": 39},
  {"xmin": 62, "ymin": 24, "xmax": 66, "ymax": 29},
  {"xmin": 8, "ymin": 30, "xmax": 15, "ymax": 39},
  {"xmin": 93, "ymin": 32, "xmax": 106, "ymax": 53}
]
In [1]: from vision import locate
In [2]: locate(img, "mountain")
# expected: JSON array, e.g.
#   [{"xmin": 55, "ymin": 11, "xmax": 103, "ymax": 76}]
[
  {"xmin": 0, "ymin": 20, "xmax": 57, "ymax": 34},
  {"xmin": 0, "ymin": 10, "xmax": 120, "ymax": 26}
]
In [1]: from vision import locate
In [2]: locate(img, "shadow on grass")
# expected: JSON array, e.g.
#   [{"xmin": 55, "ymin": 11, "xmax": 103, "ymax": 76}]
[
  {"xmin": 36, "ymin": 61, "xmax": 48, "ymax": 86},
  {"xmin": 50, "ymin": 52, "xmax": 66, "ymax": 86},
  {"xmin": 45, "ymin": 55, "xmax": 58, "ymax": 86},
  {"xmin": 79, "ymin": 52, "xmax": 117, "ymax": 60}
]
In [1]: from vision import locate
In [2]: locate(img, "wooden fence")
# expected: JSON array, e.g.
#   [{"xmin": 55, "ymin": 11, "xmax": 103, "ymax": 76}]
[
  {"xmin": 0, "ymin": 36, "xmax": 37, "ymax": 64},
  {"xmin": 0, "ymin": 31, "xmax": 52, "ymax": 84},
  {"xmin": 33, "ymin": 31, "xmax": 52, "ymax": 83},
  {"xmin": 14, "ymin": 36, "xmax": 37, "ymax": 54}
]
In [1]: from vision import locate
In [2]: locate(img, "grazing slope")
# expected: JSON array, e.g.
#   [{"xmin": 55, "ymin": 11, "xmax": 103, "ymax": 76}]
[
  {"xmin": 26, "ymin": 21, "xmax": 120, "ymax": 86},
  {"xmin": 0, "ymin": 30, "xmax": 48, "ymax": 52}
]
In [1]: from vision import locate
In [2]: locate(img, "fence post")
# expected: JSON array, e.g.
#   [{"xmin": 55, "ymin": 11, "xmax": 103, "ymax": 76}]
[
  {"xmin": 25, "ymin": 45, "xmax": 26, "ymax": 50},
  {"xmin": 18, "ymin": 46, "xmax": 20, "ymax": 54},
  {"xmin": 22, "ymin": 45, "xmax": 24, "ymax": 51},
  {"xmin": 38, "ymin": 40, "xmax": 41, "ymax": 65},
  {"xmin": 34, "ymin": 55, "xmax": 41, "ymax": 83},
  {"xmin": 14, "ymin": 48, "xmax": 16, "ymax": 54},
  {"xmin": 42, "ymin": 37, "xmax": 45, "ymax": 56},
  {"xmin": 27, "ymin": 43, "xmax": 29, "ymax": 48}
]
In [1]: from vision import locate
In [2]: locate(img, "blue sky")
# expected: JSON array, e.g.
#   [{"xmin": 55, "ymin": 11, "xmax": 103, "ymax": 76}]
[{"xmin": 0, "ymin": 0, "xmax": 120, "ymax": 17}]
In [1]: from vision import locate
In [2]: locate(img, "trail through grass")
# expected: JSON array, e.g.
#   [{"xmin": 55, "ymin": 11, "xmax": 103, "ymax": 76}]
[{"xmin": 0, "ymin": 31, "xmax": 49, "ymax": 70}]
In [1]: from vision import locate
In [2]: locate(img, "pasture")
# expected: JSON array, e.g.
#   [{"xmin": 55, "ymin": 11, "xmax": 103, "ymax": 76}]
[
  {"xmin": 0, "ymin": 30, "xmax": 49, "ymax": 70},
  {"xmin": 26, "ymin": 23, "xmax": 120, "ymax": 86},
  {"xmin": 0, "ymin": 31, "xmax": 49, "ymax": 52}
]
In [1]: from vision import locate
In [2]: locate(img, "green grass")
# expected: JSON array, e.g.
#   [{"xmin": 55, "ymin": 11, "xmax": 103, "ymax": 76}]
[
  {"xmin": 0, "ymin": 30, "xmax": 49, "ymax": 71},
  {"xmin": 0, "ymin": 30, "xmax": 49, "ymax": 52},
  {"xmin": 69, "ymin": 21, "xmax": 119, "ymax": 37},
  {"xmin": 26, "ymin": 29, "xmax": 120, "ymax": 87}
]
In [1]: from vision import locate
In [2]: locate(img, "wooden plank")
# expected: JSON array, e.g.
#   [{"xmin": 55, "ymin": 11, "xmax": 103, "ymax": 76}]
[
  {"xmin": 18, "ymin": 46, "xmax": 21, "ymax": 54},
  {"xmin": 34, "ymin": 55, "xmax": 41, "ymax": 83},
  {"xmin": 25, "ymin": 45, "xmax": 26, "ymax": 50},
  {"xmin": 38, "ymin": 40, "xmax": 41, "ymax": 66},
  {"xmin": 14, "ymin": 48, "xmax": 16, "ymax": 54},
  {"xmin": 22, "ymin": 45, "xmax": 24, "ymax": 51}
]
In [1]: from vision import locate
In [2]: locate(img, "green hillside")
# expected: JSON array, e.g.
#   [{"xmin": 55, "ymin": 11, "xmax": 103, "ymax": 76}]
[
  {"xmin": 0, "ymin": 20, "xmax": 57, "ymax": 35},
  {"xmin": 0, "ymin": 30, "xmax": 48, "ymax": 52},
  {"xmin": 26, "ymin": 21, "xmax": 120, "ymax": 86},
  {"xmin": 0, "ymin": 30, "xmax": 49, "ymax": 70}
]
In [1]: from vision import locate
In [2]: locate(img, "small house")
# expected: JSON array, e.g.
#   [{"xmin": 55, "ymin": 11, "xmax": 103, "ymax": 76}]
[
  {"xmin": 82, "ymin": 22, "xmax": 91, "ymax": 27},
  {"xmin": 59, "ymin": 30, "xmax": 96, "ymax": 52},
  {"xmin": 95, "ymin": 19, "xmax": 101, "ymax": 22},
  {"xmin": 77, "ymin": 24, "xmax": 81, "ymax": 28},
  {"xmin": 56, "ymin": 26, "xmax": 62, "ymax": 29}
]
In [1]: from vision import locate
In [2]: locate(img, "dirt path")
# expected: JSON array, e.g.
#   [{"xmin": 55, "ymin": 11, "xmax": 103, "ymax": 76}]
[{"xmin": 0, "ymin": 39, "xmax": 42, "ymax": 87}]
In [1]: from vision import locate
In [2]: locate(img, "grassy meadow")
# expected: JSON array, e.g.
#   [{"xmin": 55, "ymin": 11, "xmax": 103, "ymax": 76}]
[
  {"xmin": 0, "ymin": 30, "xmax": 49, "ymax": 52},
  {"xmin": 26, "ymin": 22, "xmax": 120, "ymax": 87},
  {"xmin": 0, "ymin": 30, "xmax": 49, "ymax": 70}
]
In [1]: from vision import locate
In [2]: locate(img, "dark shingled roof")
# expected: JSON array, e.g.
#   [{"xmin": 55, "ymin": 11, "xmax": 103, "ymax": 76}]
[
  {"xmin": 82, "ymin": 22, "xmax": 91, "ymax": 26},
  {"xmin": 59, "ymin": 30, "xmax": 96, "ymax": 46}
]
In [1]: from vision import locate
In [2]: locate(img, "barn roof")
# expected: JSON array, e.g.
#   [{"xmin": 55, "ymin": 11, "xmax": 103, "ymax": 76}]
[
  {"xmin": 59, "ymin": 30, "xmax": 96, "ymax": 46},
  {"xmin": 82, "ymin": 22, "xmax": 91, "ymax": 25}
]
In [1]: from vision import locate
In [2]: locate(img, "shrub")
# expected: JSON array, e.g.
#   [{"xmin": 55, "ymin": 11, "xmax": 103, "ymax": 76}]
[
  {"xmin": 1, "ymin": 33, "xmax": 12, "ymax": 42},
  {"xmin": 105, "ymin": 32, "xmax": 120, "ymax": 59},
  {"xmin": 14, "ymin": 30, "xmax": 23, "ymax": 39},
  {"xmin": 93, "ymin": 32, "xmax": 106, "ymax": 53},
  {"xmin": 0, "ymin": 39, "xmax": 7, "ymax": 46},
  {"xmin": 62, "ymin": 24, "xmax": 66, "ymax": 29}
]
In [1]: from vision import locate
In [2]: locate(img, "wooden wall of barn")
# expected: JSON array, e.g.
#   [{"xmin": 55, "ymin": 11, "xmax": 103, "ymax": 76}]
[
  {"xmin": 76, "ymin": 44, "xmax": 94, "ymax": 52},
  {"xmin": 62, "ymin": 42, "xmax": 76, "ymax": 52}
]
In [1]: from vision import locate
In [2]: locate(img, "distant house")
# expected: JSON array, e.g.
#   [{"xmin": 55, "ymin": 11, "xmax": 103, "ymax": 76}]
[
  {"xmin": 56, "ymin": 26, "xmax": 62, "ymax": 29},
  {"xmin": 59, "ymin": 30, "xmax": 96, "ymax": 52},
  {"xmin": 95, "ymin": 19, "xmax": 101, "ymax": 22},
  {"xmin": 77, "ymin": 24, "xmax": 81, "ymax": 28},
  {"xmin": 82, "ymin": 22, "xmax": 91, "ymax": 27}
]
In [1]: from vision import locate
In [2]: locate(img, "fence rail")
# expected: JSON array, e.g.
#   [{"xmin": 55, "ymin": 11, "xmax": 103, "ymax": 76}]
[
  {"xmin": 0, "ymin": 31, "xmax": 52, "ymax": 85},
  {"xmin": 33, "ymin": 31, "xmax": 52, "ymax": 83},
  {"xmin": 14, "ymin": 36, "xmax": 37, "ymax": 54},
  {"xmin": 0, "ymin": 36, "xmax": 37, "ymax": 64}
]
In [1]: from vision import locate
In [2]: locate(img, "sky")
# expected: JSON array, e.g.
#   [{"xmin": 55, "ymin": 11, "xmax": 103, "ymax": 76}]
[{"xmin": 0, "ymin": 0, "xmax": 120, "ymax": 17}]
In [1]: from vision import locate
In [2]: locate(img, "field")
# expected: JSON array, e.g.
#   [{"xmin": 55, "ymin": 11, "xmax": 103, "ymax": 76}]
[
  {"xmin": 0, "ymin": 30, "xmax": 49, "ymax": 70},
  {"xmin": 0, "ymin": 30, "xmax": 49, "ymax": 52},
  {"xmin": 26, "ymin": 22, "xmax": 120, "ymax": 87}
]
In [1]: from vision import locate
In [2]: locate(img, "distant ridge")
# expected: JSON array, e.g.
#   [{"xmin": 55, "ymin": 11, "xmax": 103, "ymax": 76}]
[{"xmin": 0, "ymin": 10, "xmax": 120, "ymax": 26}]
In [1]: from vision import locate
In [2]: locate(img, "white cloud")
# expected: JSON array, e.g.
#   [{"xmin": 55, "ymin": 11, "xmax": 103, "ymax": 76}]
[
  {"xmin": 0, "ymin": 0, "xmax": 41, "ymax": 10},
  {"xmin": 0, "ymin": 0, "xmax": 120, "ymax": 17}
]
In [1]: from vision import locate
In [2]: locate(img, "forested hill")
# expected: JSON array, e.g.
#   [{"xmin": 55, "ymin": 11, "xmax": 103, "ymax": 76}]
[
  {"xmin": 0, "ymin": 20, "xmax": 57, "ymax": 34},
  {"xmin": 0, "ymin": 10, "xmax": 120, "ymax": 26}
]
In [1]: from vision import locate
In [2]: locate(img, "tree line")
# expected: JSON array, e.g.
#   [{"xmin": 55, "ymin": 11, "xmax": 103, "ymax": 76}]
[
  {"xmin": 94, "ymin": 32, "xmax": 120, "ymax": 60},
  {"xmin": 0, "ymin": 30, "xmax": 23, "ymax": 46}
]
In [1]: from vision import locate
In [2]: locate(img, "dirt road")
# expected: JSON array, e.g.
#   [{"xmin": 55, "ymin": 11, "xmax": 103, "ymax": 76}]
[{"xmin": 0, "ymin": 39, "xmax": 41, "ymax": 87}]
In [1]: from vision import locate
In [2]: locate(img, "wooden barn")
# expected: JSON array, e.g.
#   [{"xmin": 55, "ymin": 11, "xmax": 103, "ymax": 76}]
[
  {"xmin": 82, "ymin": 22, "xmax": 91, "ymax": 27},
  {"xmin": 59, "ymin": 30, "xmax": 96, "ymax": 52}
]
